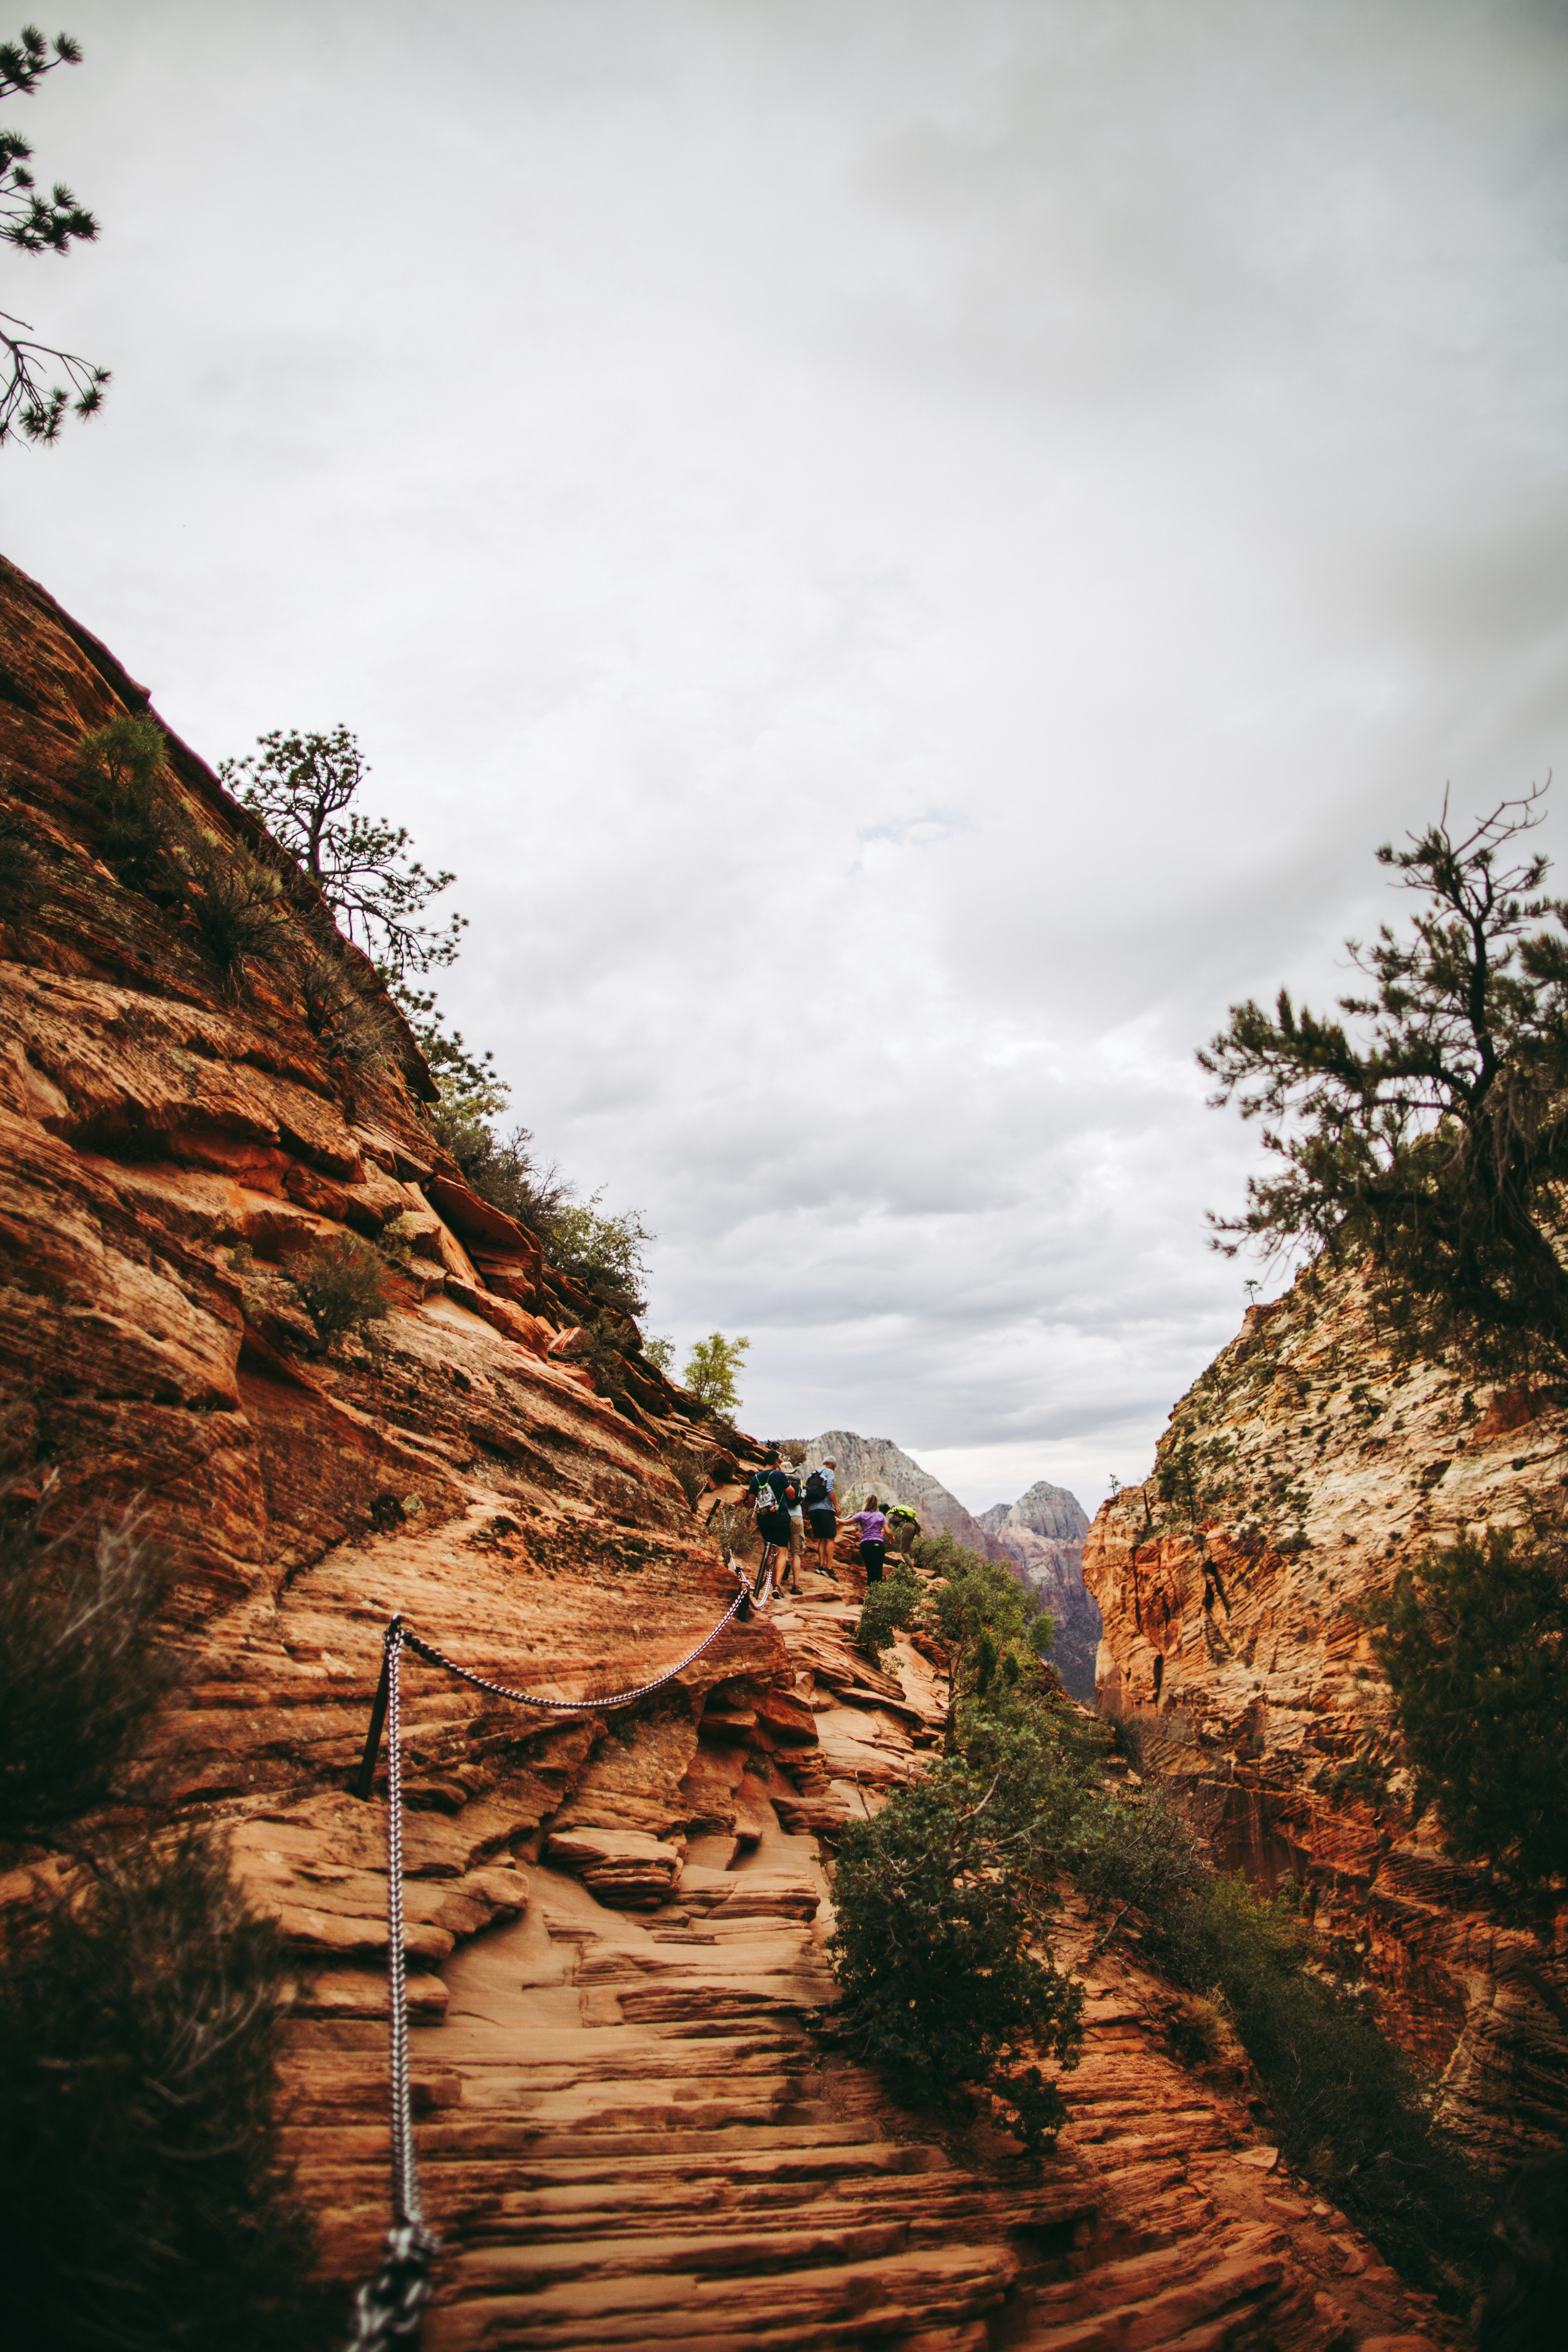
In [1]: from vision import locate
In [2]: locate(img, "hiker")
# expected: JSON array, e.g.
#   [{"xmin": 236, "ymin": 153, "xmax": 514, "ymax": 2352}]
[
  {"xmin": 803, "ymin": 1457, "xmax": 838, "ymax": 1579},
  {"xmin": 850, "ymin": 1494, "xmax": 890, "ymax": 1584},
  {"xmin": 747, "ymin": 1454, "xmax": 796, "ymax": 1596},
  {"xmin": 887, "ymin": 1503, "xmax": 919, "ymax": 1558},
  {"xmin": 782, "ymin": 1468, "xmax": 807, "ymax": 1592}
]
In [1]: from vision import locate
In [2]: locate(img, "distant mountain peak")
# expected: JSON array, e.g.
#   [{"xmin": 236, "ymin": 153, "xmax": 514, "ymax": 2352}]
[
  {"xmin": 798, "ymin": 1431, "xmax": 1103, "ymax": 1702},
  {"xmin": 800, "ymin": 1429, "xmax": 1004, "ymax": 1560}
]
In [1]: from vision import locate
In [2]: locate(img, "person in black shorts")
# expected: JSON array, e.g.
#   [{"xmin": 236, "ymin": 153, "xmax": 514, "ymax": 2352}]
[
  {"xmin": 747, "ymin": 1455, "xmax": 796, "ymax": 1596},
  {"xmin": 803, "ymin": 1457, "xmax": 838, "ymax": 1579}
]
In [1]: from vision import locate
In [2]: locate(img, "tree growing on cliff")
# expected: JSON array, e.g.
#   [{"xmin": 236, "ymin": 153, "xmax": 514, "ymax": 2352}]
[
  {"xmin": 221, "ymin": 727, "xmax": 465, "ymax": 982},
  {"xmin": 1202, "ymin": 786, "xmax": 1568, "ymax": 1379},
  {"xmin": 681, "ymin": 1331, "xmax": 749, "ymax": 1418},
  {"xmin": 1367, "ymin": 1526, "xmax": 1568, "ymax": 1910},
  {"xmin": 1, "ymin": 24, "xmax": 109, "ymax": 444},
  {"xmin": 220, "ymin": 726, "xmax": 507, "ymax": 1113}
]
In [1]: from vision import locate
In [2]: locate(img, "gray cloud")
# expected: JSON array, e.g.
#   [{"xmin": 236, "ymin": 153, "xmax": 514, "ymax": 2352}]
[{"xmin": 6, "ymin": 0, "xmax": 1567, "ymax": 1508}]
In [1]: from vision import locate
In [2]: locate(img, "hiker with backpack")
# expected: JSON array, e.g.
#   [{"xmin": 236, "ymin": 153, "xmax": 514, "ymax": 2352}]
[
  {"xmin": 887, "ymin": 1503, "xmax": 919, "ymax": 1558},
  {"xmin": 804, "ymin": 1458, "xmax": 838, "ymax": 1580},
  {"xmin": 747, "ymin": 1453, "xmax": 797, "ymax": 1599}
]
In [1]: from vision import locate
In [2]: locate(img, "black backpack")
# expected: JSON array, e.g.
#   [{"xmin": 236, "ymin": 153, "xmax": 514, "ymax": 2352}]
[{"xmin": 803, "ymin": 1470, "xmax": 828, "ymax": 1508}]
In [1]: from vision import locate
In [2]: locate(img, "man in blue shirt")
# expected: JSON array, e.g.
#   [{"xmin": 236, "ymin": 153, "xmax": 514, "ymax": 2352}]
[{"xmin": 804, "ymin": 1458, "xmax": 838, "ymax": 1581}]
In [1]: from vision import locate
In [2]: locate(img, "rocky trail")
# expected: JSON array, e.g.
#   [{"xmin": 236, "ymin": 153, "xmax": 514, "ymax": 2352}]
[{"xmin": 279, "ymin": 1565, "xmax": 1454, "ymax": 2351}]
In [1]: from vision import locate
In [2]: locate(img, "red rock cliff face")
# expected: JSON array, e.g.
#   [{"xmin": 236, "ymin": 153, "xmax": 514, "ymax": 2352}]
[
  {"xmin": 0, "ymin": 557, "xmax": 1458, "ymax": 2347},
  {"xmin": 0, "ymin": 543, "xmax": 785, "ymax": 1886},
  {"xmin": 1083, "ymin": 1257, "xmax": 1568, "ymax": 2160}
]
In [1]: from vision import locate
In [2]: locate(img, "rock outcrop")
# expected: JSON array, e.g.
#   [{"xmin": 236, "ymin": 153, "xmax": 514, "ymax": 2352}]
[
  {"xmin": 978, "ymin": 1481, "xmax": 1102, "ymax": 1702},
  {"xmin": 0, "ymin": 554, "xmax": 1454, "ymax": 2345},
  {"xmin": 803, "ymin": 1429, "xmax": 1006, "ymax": 1559},
  {"xmin": 1082, "ymin": 1256, "xmax": 1568, "ymax": 2161}
]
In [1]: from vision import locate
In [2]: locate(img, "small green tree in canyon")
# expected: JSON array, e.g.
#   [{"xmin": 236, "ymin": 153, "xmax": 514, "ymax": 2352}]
[
  {"xmin": 1202, "ymin": 785, "xmax": 1568, "ymax": 1380},
  {"xmin": 832, "ymin": 1535, "xmax": 1489, "ymax": 2292},
  {"xmin": 681, "ymin": 1330, "xmax": 749, "ymax": 1417}
]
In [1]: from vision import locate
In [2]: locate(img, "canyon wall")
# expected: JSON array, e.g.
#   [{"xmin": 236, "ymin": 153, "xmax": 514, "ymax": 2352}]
[
  {"xmin": 0, "ymin": 556, "xmax": 1457, "ymax": 2346},
  {"xmin": 1082, "ymin": 1257, "xmax": 1568, "ymax": 2161},
  {"xmin": 978, "ymin": 1480, "xmax": 1102, "ymax": 1701}
]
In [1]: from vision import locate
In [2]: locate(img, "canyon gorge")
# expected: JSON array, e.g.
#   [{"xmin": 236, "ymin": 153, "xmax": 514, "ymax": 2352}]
[{"xmin": 0, "ymin": 551, "xmax": 1516, "ymax": 2347}]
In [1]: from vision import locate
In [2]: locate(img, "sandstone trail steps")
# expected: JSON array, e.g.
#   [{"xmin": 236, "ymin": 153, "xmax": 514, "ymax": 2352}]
[
  {"xmin": 287, "ymin": 1848, "xmax": 1297, "ymax": 2352},
  {"xmin": 280, "ymin": 1578, "xmax": 1453, "ymax": 2352}
]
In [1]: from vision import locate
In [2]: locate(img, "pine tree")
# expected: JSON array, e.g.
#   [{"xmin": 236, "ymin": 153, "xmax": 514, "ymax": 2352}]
[
  {"xmin": 1202, "ymin": 786, "xmax": 1568, "ymax": 1377},
  {"xmin": 1, "ymin": 25, "xmax": 110, "ymax": 444}
]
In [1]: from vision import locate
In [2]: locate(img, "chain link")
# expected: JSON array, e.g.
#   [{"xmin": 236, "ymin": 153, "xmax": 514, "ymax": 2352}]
[
  {"xmin": 401, "ymin": 1575, "xmax": 752, "ymax": 1714},
  {"xmin": 344, "ymin": 1559, "xmax": 760, "ymax": 2345}
]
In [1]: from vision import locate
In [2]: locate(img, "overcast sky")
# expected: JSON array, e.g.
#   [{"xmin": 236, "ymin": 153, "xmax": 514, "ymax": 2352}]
[{"xmin": 6, "ymin": 0, "xmax": 1567, "ymax": 1513}]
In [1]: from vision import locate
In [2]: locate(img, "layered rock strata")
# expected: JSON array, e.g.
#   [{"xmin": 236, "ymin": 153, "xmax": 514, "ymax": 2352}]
[
  {"xmin": 0, "ymin": 557, "xmax": 1452, "ymax": 2344},
  {"xmin": 283, "ymin": 1556, "xmax": 1455, "ymax": 2350},
  {"xmin": 978, "ymin": 1481, "xmax": 1102, "ymax": 1703},
  {"xmin": 1083, "ymin": 1257, "xmax": 1568, "ymax": 2158}
]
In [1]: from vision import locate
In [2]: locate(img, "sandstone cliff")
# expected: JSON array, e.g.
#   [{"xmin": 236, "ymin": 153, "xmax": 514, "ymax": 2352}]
[
  {"xmin": 0, "ymin": 556, "xmax": 1455, "ymax": 2346},
  {"xmin": 978, "ymin": 1481, "xmax": 1102, "ymax": 1704},
  {"xmin": 1082, "ymin": 1256, "xmax": 1568, "ymax": 2162},
  {"xmin": 803, "ymin": 1429, "xmax": 1006, "ymax": 1559}
]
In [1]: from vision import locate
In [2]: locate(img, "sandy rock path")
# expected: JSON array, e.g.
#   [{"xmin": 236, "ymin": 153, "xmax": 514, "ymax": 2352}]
[{"xmin": 280, "ymin": 1571, "xmax": 1453, "ymax": 2349}]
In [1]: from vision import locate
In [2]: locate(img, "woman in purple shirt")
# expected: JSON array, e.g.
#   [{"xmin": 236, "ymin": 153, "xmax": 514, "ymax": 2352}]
[{"xmin": 850, "ymin": 1496, "xmax": 889, "ymax": 1585}]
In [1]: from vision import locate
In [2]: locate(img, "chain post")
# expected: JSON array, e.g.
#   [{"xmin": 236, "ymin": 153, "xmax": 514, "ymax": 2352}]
[{"xmin": 354, "ymin": 1630, "xmax": 394, "ymax": 1802}]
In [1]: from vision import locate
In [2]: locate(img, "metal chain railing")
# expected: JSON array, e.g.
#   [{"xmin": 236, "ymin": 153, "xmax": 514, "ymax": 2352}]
[{"xmin": 342, "ymin": 1557, "xmax": 764, "ymax": 2348}]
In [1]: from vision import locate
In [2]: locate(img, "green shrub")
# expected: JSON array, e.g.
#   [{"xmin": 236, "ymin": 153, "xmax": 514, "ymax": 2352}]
[
  {"xmin": 1366, "ymin": 1527, "xmax": 1568, "ymax": 1908},
  {"xmin": 855, "ymin": 1565, "xmax": 922, "ymax": 1659},
  {"xmin": 914, "ymin": 1530, "xmax": 1055, "ymax": 1694},
  {"xmin": 1069, "ymin": 1783, "xmax": 1489, "ymax": 2300},
  {"xmin": 0, "ymin": 1483, "xmax": 172, "ymax": 1843},
  {"xmin": 828, "ymin": 1746, "xmax": 1084, "ymax": 2153},
  {"xmin": 183, "ymin": 845, "xmax": 287, "ymax": 985},
  {"xmin": 283, "ymin": 1231, "xmax": 391, "ymax": 1352},
  {"xmin": 434, "ymin": 1109, "xmax": 558, "ymax": 1223},
  {"xmin": 667, "ymin": 1450, "xmax": 715, "ymax": 1511},
  {"xmin": 78, "ymin": 715, "xmax": 175, "ymax": 893},
  {"xmin": 432, "ymin": 1108, "xmax": 654, "ymax": 1315},
  {"xmin": 0, "ymin": 1827, "xmax": 337, "ymax": 2350},
  {"xmin": 375, "ymin": 1210, "xmax": 423, "ymax": 1270}
]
